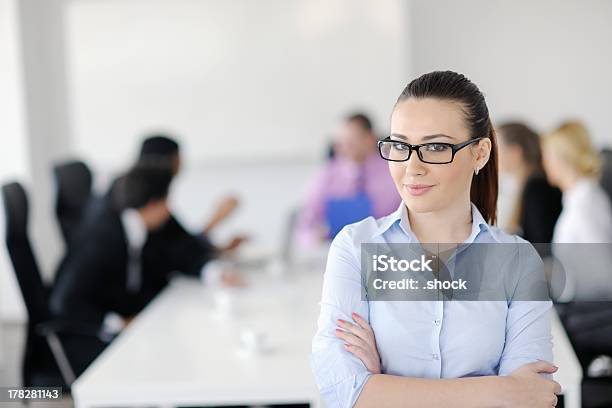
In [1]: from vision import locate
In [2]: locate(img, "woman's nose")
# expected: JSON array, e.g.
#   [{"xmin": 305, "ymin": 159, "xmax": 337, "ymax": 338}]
[{"xmin": 403, "ymin": 150, "xmax": 427, "ymax": 176}]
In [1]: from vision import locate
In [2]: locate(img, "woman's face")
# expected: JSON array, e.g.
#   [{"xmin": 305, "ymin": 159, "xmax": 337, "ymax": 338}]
[
  {"xmin": 541, "ymin": 143, "xmax": 564, "ymax": 188},
  {"xmin": 388, "ymin": 98, "xmax": 491, "ymax": 215},
  {"xmin": 497, "ymin": 134, "xmax": 522, "ymax": 174}
]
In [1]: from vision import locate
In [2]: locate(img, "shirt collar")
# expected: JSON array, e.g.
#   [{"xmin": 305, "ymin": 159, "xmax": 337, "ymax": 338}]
[
  {"xmin": 373, "ymin": 201, "xmax": 495, "ymax": 243},
  {"xmin": 466, "ymin": 203, "xmax": 492, "ymax": 243},
  {"xmin": 372, "ymin": 202, "xmax": 405, "ymax": 238},
  {"xmin": 120, "ymin": 208, "xmax": 147, "ymax": 249}
]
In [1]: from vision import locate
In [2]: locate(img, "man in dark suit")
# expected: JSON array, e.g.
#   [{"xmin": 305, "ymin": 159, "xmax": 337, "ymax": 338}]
[
  {"xmin": 49, "ymin": 163, "xmax": 177, "ymax": 374},
  {"xmin": 53, "ymin": 134, "xmax": 245, "ymax": 290},
  {"xmin": 51, "ymin": 162, "xmax": 242, "ymax": 376},
  {"xmin": 140, "ymin": 135, "xmax": 245, "ymax": 247},
  {"xmin": 110, "ymin": 134, "xmax": 246, "ymax": 261},
  {"xmin": 109, "ymin": 134, "xmax": 246, "ymax": 293}
]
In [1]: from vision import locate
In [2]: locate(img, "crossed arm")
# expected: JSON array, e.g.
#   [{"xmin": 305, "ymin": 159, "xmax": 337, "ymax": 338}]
[
  {"xmin": 311, "ymin": 235, "xmax": 561, "ymax": 408},
  {"xmin": 335, "ymin": 312, "xmax": 560, "ymax": 408}
]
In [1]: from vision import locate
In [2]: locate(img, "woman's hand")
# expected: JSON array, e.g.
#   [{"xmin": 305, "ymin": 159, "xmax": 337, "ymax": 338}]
[
  {"xmin": 335, "ymin": 312, "xmax": 381, "ymax": 374},
  {"xmin": 504, "ymin": 361, "xmax": 562, "ymax": 407}
]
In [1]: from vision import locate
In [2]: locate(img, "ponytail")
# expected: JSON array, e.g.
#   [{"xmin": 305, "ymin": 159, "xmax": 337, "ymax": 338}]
[{"xmin": 471, "ymin": 118, "xmax": 498, "ymax": 224}]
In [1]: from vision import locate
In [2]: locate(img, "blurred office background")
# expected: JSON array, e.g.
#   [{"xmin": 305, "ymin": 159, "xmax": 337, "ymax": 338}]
[{"xmin": 1, "ymin": 0, "xmax": 612, "ymax": 406}]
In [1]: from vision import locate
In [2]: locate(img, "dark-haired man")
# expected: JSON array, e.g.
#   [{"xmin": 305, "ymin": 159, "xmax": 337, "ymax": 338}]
[
  {"xmin": 116, "ymin": 134, "xmax": 245, "ymax": 255},
  {"xmin": 75, "ymin": 134, "xmax": 245, "ymax": 296},
  {"xmin": 50, "ymin": 164, "xmax": 177, "ymax": 374}
]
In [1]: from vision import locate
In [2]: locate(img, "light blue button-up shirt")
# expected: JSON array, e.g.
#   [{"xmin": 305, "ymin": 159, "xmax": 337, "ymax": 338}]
[{"xmin": 310, "ymin": 202, "xmax": 553, "ymax": 408}]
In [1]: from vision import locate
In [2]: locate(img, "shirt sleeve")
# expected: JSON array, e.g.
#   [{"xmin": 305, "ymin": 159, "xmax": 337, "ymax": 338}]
[
  {"xmin": 155, "ymin": 215, "xmax": 219, "ymax": 277},
  {"xmin": 497, "ymin": 299, "xmax": 553, "ymax": 375},
  {"xmin": 310, "ymin": 227, "xmax": 372, "ymax": 408},
  {"xmin": 498, "ymin": 243, "xmax": 554, "ymax": 375}
]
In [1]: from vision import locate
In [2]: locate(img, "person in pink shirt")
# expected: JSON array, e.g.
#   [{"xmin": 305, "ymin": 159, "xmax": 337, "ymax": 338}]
[{"xmin": 295, "ymin": 113, "xmax": 401, "ymax": 248}]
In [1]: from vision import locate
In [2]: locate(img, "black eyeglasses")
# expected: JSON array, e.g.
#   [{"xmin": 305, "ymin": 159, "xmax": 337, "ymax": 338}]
[{"xmin": 378, "ymin": 136, "xmax": 486, "ymax": 164}]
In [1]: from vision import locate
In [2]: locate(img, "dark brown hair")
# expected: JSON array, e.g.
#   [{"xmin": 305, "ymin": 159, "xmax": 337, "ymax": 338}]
[
  {"xmin": 394, "ymin": 70, "xmax": 498, "ymax": 224},
  {"xmin": 113, "ymin": 161, "xmax": 173, "ymax": 210},
  {"xmin": 497, "ymin": 122, "xmax": 544, "ymax": 175},
  {"xmin": 346, "ymin": 112, "xmax": 373, "ymax": 132}
]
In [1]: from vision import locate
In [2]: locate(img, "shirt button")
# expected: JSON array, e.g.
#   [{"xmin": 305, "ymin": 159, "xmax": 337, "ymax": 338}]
[
  {"xmin": 432, "ymin": 354, "xmax": 440, "ymax": 360},
  {"xmin": 434, "ymin": 319, "xmax": 441, "ymax": 326}
]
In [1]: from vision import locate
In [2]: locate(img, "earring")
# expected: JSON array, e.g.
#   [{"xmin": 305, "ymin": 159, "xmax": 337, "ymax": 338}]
[{"xmin": 475, "ymin": 167, "xmax": 480, "ymax": 175}]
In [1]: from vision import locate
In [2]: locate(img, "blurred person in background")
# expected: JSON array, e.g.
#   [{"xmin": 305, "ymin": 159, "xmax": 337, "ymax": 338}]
[
  {"xmin": 51, "ymin": 163, "xmax": 243, "ymax": 376},
  {"xmin": 50, "ymin": 164, "xmax": 173, "ymax": 375},
  {"xmin": 53, "ymin": 134, "xmax": 247, "ymax": 289},
  {"xmin": 497, "ymin": 122, "xmax": 562, "ymax": 244},
  {"xmin": 542, "ymin": 120, "xmax": 612, "ymax": 378},
  {"xmin": 542, "ymin": 121, "xmax": 612, "ymax": 243},
  {"xmin": 116, "ymin": 134, "xmax": 247, "ymax": 256},
  {"xmin": 295, "ymin": 113, "xmax": 401, "ymax": 248}
]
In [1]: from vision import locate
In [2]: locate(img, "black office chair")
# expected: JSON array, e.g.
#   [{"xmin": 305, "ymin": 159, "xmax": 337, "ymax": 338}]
[
  {"xmin": 281, "ymin": 206, "xmax": 300, "ymax": 264},
  {"xmin": 53, "ymin": 160, "xmax": 93, "ymax": 246},
  {"xmin": 2, "ymin": 182, "xmax": 110, "ymax": 390},
  {"xmin": 555, "ymin": 301, "xmax": 612, "ymax": 408},
  {"xmin": 600, "ymin": 148, "xmax": 612, "ymax": 204}
]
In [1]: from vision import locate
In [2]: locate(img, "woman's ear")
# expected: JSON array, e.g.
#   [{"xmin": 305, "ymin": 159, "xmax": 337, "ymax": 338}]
[{"xmin": 472, "ymin": 138, "xmax": 492, "ymax": 171}]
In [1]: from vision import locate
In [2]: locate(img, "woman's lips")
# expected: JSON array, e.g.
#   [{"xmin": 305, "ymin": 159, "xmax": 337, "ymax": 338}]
[{"xmin": 404, "ymin": 184, "xmax": 434, "ymax": 196}]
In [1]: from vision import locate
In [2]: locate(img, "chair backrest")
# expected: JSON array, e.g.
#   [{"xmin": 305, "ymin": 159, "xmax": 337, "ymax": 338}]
[
  {"xmin": 53, "ymin": 160, "xmax": 93, "ymax": 244},
  {"xmin": 280, "ymin": 206, "xmax": 300, "ymax": 263},
  {"xmin": 601, "ymin": 149, "xmax": 612, "ymax": 204},
  {"xmin": 1, "ymin": 182, "xmax": 49, "ymax": 325}
]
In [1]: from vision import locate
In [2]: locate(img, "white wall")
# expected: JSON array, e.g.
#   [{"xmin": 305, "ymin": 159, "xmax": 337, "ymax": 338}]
[
  {"xmin": 61, "ymin": 0, "xmax": 410, "ymax": 260},
  {"xmin": 0, "ymin": 0, "xmax": 75, "ymax": 323},
  {"xmin": 65, "ymin": 0, "xmax": 409, "ymax": 170},
  {"xmin": 410, "ymin": 0, "xmax": 612, "ymax": 148},
  {"xmin": 0, "ymin": 0, "xmax": 28, "ymax": 181},
  {"xmin": 0, "ymin": 0, "xmax": 28, "ymax": 323},
  {"xmin": 17, "ymin": 0, "xmax": 74, "ymax": 282}
]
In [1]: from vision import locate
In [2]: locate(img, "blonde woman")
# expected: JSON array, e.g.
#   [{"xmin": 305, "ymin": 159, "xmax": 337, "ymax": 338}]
[
  {"xmin": 541, "ymin": 121, "xmax": 612, "ymax": 243},
  {"xmin": 542, "ymin": 121, "xmax": 612, "ymax": 379}
]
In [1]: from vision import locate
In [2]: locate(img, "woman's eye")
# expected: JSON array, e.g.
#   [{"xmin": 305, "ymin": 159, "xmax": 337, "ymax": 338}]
[
  {"xmin": 392, "ymin": 143, "xmax": 408, "ymax": 151},
  {"xmin": 425, "ymin": 144, "xmax": 449, "ymax": 152}
]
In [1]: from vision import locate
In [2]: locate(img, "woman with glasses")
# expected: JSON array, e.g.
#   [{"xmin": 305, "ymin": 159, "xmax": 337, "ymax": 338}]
[{"xmin": 311, "ymin": 71, "xmax": 560, "ymax": 407}]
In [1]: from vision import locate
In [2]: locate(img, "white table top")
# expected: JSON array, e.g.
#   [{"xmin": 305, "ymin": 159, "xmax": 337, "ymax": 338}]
[
  {"xmin": 73, "ymin": 269, "xmax": 324, "ymax": 407},
  {"xmin": 73, "ymin": 262, "xmax": 583, "ymax": 408},
  {"xmin": 551, "ymin": 307, "xmax": 583, "ymax": 406}
]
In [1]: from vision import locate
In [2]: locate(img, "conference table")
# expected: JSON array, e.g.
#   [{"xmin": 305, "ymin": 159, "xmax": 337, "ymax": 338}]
[
  {"xmin": 72, "ymin": 255, "xmax": 582, "ymax": 408},
  {"xmin": 72, "ymin": 257, "xmax": 324, "ymax": 408},
  {"xmin": 551, "ymin": 310, "xmax": 583, "ymax": 408}
]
